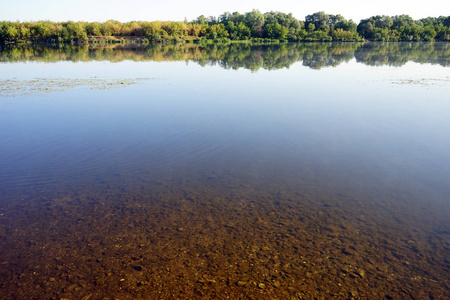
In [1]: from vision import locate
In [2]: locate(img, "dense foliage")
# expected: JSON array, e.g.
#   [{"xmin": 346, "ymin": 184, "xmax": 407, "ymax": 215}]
[
  {"xmin": 1, "ymin": 11, "xmax": 449, "ymax": 44},
  {"xmin": 357, "ymin": 15, "xmax": 450, "ymax": 41}
]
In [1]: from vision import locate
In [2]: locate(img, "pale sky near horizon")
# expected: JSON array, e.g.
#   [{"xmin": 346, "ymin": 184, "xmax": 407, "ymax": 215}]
[{"xmin": 0, "ymin": 0, "xmax": 448, "ymax": 23}]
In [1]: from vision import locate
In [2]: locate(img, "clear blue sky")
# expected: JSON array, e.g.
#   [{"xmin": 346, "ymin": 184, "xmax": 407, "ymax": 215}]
[{"xmin": 0, "ymin": 0, "xmax": 448, "ymax": 23}]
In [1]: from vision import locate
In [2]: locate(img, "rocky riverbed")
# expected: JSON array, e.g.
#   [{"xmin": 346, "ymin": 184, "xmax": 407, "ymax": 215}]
[{"xmin": 0, "ymin": 172, "xmax": 448, "ymax": 299}]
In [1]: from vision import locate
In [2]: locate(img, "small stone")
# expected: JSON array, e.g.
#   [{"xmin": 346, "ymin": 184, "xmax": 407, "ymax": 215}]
[
  {"xmin": 237, "ymin": 281, "xmax": 246, "ymax": 287},
  {"xmin": 273, "ymin": 281, "xmax": 281, "ymax": 288},
  {"xmin": 49, "ymin": 277, "xmax": 56, "ymax": 282},
  {"xmin": 66, "ymin": 284, "xmax": 77, "ymax": 291},
  {"xmin": 356, "ymin": 268, "xmax": 366, "ymax": 278},
  {"xmin": 258, "ymin": 283, "xmax": 266, "ymax": 289}
]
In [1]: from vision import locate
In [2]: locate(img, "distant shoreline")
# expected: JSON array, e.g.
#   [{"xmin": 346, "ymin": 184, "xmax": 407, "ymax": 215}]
[{"xmin": 1, "ymin": 11, "xmax": 449, "ymax": 44}]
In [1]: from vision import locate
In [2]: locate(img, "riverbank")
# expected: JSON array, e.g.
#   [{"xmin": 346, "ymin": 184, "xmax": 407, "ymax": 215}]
[{"xmin": 2, "ymin": 12, "xmax": 448, "ymax": 45}]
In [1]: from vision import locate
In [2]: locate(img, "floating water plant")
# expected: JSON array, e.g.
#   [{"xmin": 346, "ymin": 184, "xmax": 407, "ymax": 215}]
[{"xmin": 0, "ymin": 77, "xmax": 152, "ymax": 97}]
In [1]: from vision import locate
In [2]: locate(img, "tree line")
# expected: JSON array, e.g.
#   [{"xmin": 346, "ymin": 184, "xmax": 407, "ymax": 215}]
[
  {"xmin": 1, "ymin": 42, "xmax": 448, "ymax": 69},
  {"xmin": 1, "ymin": 10, "xmax": 449, "ymax": 44}
]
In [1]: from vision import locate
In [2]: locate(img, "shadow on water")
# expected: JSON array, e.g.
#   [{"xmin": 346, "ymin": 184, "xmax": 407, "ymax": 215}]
[{"xmin": 1, "ymin": 42, "xmax": 449, "ymax": 69}]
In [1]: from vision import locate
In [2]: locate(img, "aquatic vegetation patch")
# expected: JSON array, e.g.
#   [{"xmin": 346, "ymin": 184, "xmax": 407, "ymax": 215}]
[
  {"xmin": 391, "ymin": 77, "xmax": 450, "ymax": 87},
  {"xmin": 0, "ymin": 77, "xmax": 153, "ymax": 97}
]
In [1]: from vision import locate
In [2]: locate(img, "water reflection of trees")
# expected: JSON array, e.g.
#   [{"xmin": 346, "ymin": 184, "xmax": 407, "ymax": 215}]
[
  {"xmin": 0, "ymin": 42, "xmax": 448, "ymax": 70},
  {"xmin": 354, "ymin": 42, "xmax": 450, "ymax": 67}
]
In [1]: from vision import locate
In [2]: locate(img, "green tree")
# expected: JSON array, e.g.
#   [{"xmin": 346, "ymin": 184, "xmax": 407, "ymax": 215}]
[
  {"xmin": 244, "ymin": 10, "xmax": 265, "ymax": 28},
  {"xmin": 392, "ymin": 15, "xmax": 415, "ymax": 29},
  {"xmin": 219, "ymin": 12, "xmax": 232, "ymax": 25},
  {"xmin": 227, "ymin": 22, "xmax": 251, "ymax": 40},
  {"xmin": 358, "ymin": 15, "xmax": 393, "ymax": 39},
  {"xmin": 65, "ymin": 21, "xmax": 88, "ymax": 42},
  {"xmin": 421, "ymin": 25, "xmax": 437, "ymax": 41},
  {"xmin": 400, "ymin": 25, "xmax": 422, "ymax": 41},
  {"xmin": 327, "ymin": 14, "xmax": 345, "ymax": 27},
  {"xmin": 195, "ymin": 15, "xmax": 208, "ymax": 25},
  {"xmin": 208, "ymin": 24, "xmax": 229, "ymax": 39},
  {"xmin": 245, "ymin": 9, "xmax": 265, "ymax": 37},
  {"xmin": 229, "ymin": 12, "xmax": 245, "ymax": 24},
  {"xmin": 305, "ymin": 12, "xmax": 330, "ymax": 32},
  {"xmin": 264, "ymin": 23, "xmax": 288, "ymax": 40},
  {"xmin": 0, "ymin": 22, "xmax": 19, "ymax": 42},
  {"xmin": 33, "ymin": 22, "xmax": 51, "ymax": 40},
  {"xmin": 143, "ymin": 21, "xmax": 162, "ymax": 37},
  {"xmin": 166, "ymin": 22, "xmax": 183, "ymax": 36},
  {"xmin": 86, "ymin": 22, "xmax": 102, "ymax": 36},
  {"xmin": 104, "ymin": 20, "xmax": 122, "ymax": 36}
]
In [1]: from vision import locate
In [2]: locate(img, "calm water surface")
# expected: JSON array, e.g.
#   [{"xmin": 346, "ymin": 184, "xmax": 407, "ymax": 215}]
[{"xmin": 0, "ymin": 43, "xmax": 449, "ymax": 299}]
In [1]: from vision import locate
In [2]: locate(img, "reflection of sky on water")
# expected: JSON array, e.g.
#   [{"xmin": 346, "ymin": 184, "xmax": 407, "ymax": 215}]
[{"xmin": 1, "ymin": 52, "xmax": 449, "ymax": 208}]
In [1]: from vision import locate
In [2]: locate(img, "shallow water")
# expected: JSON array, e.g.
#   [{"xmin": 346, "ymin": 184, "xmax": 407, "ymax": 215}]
[{"xmin": 0, "ymin": 43, "xmax": 449, "ymax": 299}]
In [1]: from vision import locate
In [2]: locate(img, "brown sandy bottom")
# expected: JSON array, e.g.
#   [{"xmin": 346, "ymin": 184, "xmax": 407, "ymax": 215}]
[{"xmin": 0, "ymin": 175, "xmax": 449, "ymax": 300}]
